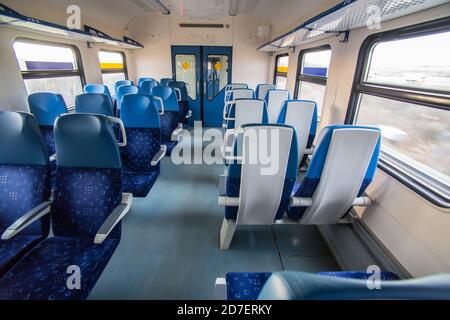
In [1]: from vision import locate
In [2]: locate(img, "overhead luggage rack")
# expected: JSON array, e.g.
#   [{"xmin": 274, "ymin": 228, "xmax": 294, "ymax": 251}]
[
  {"xmin": 258, "ymin": 0, "xmax": 449, "ymax": 52},
  {"xmin": 0, "ymin": 3, "xmax": 144, "ymax": 49}
]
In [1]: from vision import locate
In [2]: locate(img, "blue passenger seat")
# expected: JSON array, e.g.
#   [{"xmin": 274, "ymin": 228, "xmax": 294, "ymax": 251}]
[
  {"xmin": 115, "ymin": 85, "xmax": 141, "ymax": 115},
  {"xmin": 138, "ymin": 77, "xmax": 155, "ymax": 87},
  {"xmin": 160, "ymin": 78, "xmax": 173, "ymax": 86},
  {"xmin": 75, "ymin": 93, "xmax": 114, "ymax": 116},
  {"xmin": 0, "ymin": 111, "xmax": 51, "ymax": 277},
  {"xmin": 151, "ymin": 85, "xmax": 181, "ymax": 154},
  {"xmin": 0, "ymin": 113, "xmax": 132, "ymax": 300},
  {"xmin": 168, "ymin": 80, "xmax": 191, "ymax": 124},
  {"xmin": 120, "ymin": 94, "xmax": 166, "ymax": 197},
  {"xmin": 288, "ymin": 125, "xmax": 381, "ymax": 223},
  {"xmin": 28, "ymin": 92, "xmax": 68, "ymax": 156},
  {"xmin": 277, "ymin": 100, "xmax": 317, "ymax": 168},
  {"xmin": 115, "ymin": 80, "xmax": 134, "ymax": 95},
  {"xmin": 140, "ymin": 79, "xmax": 159, "ymax": 95}
]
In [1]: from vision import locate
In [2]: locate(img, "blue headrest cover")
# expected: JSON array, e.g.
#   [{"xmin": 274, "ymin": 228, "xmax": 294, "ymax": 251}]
[
  {"xmin": 258, "ymin": 271, "xmax": 450, "ymax": 300},
  {"xmin": 168, "ymin": 81, "xmax": 189, "ymax": 101},
  {"xmin": 140, "ymin": 80, "xmax": 159, "ymax": 94},
  {"xmin": 75, "ymin": 93, "xmax": 114, "ymax": 116},
  {"xmin": 227, "ymin": 124, "xmax": 298, "ymax": 180},
  {"xmin": 160, "ymin": 78, "xmax": 173, "ymax": 86},
  {"xmin": 306, "ymin": 125, "xmax": 381, "ymax": 181},
  {"xmin": 121, "ymin": 94, "xmax": 160, "ymax": 128},
  {"xmin": 277, "ymin": 100, "xmax": 318, "ymax": 136},
  {"xmin": 138, "ymin": 77, "xmax": 155, "ymax": 87},
  {"xmin": 54, "ymin": 114, "xmax": 121, "ymax": 169},
  {"xmin": 84, "ymin": 84, "xmax": 111, "ymax": 98},
  {"xmin": 151, "ymin": 86, "xmax": 179, "ymax": 112},
  {"xmin": 0, "ymin": 111, "xmax": 49, "ymax": 166},
  {"xmin": 28, "ymin": 92, "xmax": 68, "ymax": 126}
]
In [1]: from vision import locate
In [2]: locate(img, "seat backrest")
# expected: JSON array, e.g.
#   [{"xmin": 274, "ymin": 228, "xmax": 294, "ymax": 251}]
[
  {"xmin": 277, "ymin": 100, "xmax": 317, "ymax": 167},
  {"xmin": 168, "ymin": 81, "xmax": 189, "ymax": 101},
  {"xmin": 256, "ymin": 84, "xmax": 275, "ymax": 100},
  {"xmin": 52, "ymin": 113, "xmax": 122, "ymax": 240},
  {"xmin": 293, "ymin": 125, "xmax": 381, "ymax": 224},
  {"xmin": 140, "ymin": 80, "xmax": 159, "ymax": 95},
  {"xmin": 160, "ymin": 78, "xmax": 173, "ymax": 86},
  {"xmin": 75, "ymin": 93, "xmax": 114, "ymax": 116},
  {"xmin": 227, "ymin": 124, "xmax": 298, "ymax": 224},
  {"xmin": 28, "ymin": 92, "xmax": 68, "ymax": 126},
  {"xmin": 265, "ymin": 90, "xmax": 290, "ymax": 123},
  {"xmin": 116, "ymin": 85, "xmax": 141, "ymax": 109},
  {"xmin": 225, "ymin": 83, "xmax": 248, "ymax": 92},
  {"xmin": 258, "ymin": 271, "xmax": 450, "ymax": 300},
  {"xmin": 120, "ymin": 94, "xmax": 161, "ymax": 172},
  {"xmin": 138, "ymin": 77, "xmax": 155, "ymax": 87},
  {"xmin": 151, "ymin": 85, "xmax": 179, "ymax": 112},
  {"xmin": 227, "ymin": 89, "xmax": 254, "ymax": 102},
  {"xmin": 232, "ymin": 99, "xmax": 268, "ymax": 129},
  {"xmin": 84, "ymin": 84, "xmax": 112, "ymax": 99},
  {"xmin": 115, "ymin": 80, "xmax": 133, "ymax": 93},
  {"xmin": 0, "ymin": 111, "xmax": 50, "ymax": 236}
]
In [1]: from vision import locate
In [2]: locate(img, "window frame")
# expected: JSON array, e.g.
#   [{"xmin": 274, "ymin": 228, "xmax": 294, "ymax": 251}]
[
  {"xmin": 346, "ymin": 17, "xmax": 450, "ymax": 208},
  {"xmin": 273, "ymin": 53, "xmax": 289, "ymax": 88},
  {"xmin": 98, "ymin": 49, "xmax": 128, "ymax": 79},
  {"xmin": 294, "ymin": 44, "xmax": 331, "ymax": 98},
  {"xmin": 15, "ymin": 37, "xmax": 86, "ymax": 85}
]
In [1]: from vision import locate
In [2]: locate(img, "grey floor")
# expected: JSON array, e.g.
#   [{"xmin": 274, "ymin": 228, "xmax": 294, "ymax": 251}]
[{"xmin": 89, "ymin": 152, "xmax": 339, "ymax": 299}]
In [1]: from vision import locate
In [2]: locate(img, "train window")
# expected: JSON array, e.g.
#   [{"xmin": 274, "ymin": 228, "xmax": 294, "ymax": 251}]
[
  {"xmin": 295, "ymin": 46, "xmax": 331, "ymax": 116},
  {"xmin": 349, "ymin": 20, "xmax": 450, "ymax": 206},
  {"xmin": 274, "ymin": 53, "xmax": 289, "ymax": 89},
  {"xmin": 174, "ymin": 54, "xmax": 197, "ymax": 99},
  {"xmin": 13, "ymin": 39, "xmax": 84, "ymax": 106},
  {"xmin": 98, "ymin": 50, "xmax": 128, "ymax": 96}
]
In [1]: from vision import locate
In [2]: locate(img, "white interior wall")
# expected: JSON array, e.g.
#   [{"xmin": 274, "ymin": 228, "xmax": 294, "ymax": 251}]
[{"xmin": 268, "ymin": 3, "xmax": 450, "ymax": 277}]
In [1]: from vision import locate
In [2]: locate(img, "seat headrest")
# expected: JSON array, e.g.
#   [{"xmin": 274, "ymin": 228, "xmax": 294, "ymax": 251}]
[
  {"xmin": 160, "ymin": 78, "xmax": 173, "ymax": 86},
  {"xmin": 117, "ymin": 85, "xmax": 140, "ymax": 95},
  {"xmin": 75, "ymin": 93, "xmax": 114, "ymax": 116},
  {"xmin": 84, "ymin": 84, "xmax": 111, "ymax": 98},
  {"xmin": 307, "ymin": 125, "xmax": 381, "ymax": 180},
  {"xmin": 54, "ymin": 113, "xmax": 121, "ymax": 169},
  {"xmin": 0, "ymin": 111, "xmax": 49, "ymax": 166},
  {"xmin": 168, "ymin": 81, "xmax": 189, "ymax": 101},
  {"xmin": 120, "ymin": 94, "xmax": 160, "ymax": 128},
  {"xmin": 140, "ymin": 80, "xmax": 159, "ymax": 95},
  {"xmin": 115, "ymin": 80, "xmax": 133, "ymax": 90},
  {"xmin": 256, "ymin": 84, "xmax": 276, "ymax": 100},
  {"xmin": 138, "ymin": 77, "xmax": 155, "ymax": 87},
  {"xmin": 28, "ymin": 92, "xmax": 68, "ymax": 126}
]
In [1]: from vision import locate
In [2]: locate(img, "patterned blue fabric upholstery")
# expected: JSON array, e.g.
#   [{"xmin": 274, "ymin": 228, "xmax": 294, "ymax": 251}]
[
  {"xmin": 318, "ymin": 271, "xmax": 400, "ymax": 280},
  {"xmin": 151, "ymin": 87, "xmax": 179, "ymax": 152},
  {"xmin": 123, "ymin": 171, "xmax": 159, "ymax": 197},
  {"xmin": 121, "ymin": 128, "xmax": 161, "ymax": 172},
  {"xmin": 0, "ymin": 111, "xmax": 51, "ymax": 277},
  {"xmin": 52, "ymin": 167, "xmax": 122, "ymax": 240},
  {"xmin": 224, "ymin": 124, "xmax": 299, "ymax": 221},
  {"xmin": 39, "ymin": 125, "xmax": 56, "ymax": 156},
  {"xmin": 226, "ymin": 272, "xmax": 272, "ymax": 300},
  {"xmin": 287, "ymin": 125, "xmax": 381, "ymax": 221},
  {"xmin": 0, "ymin": 236, "xmax": 119, "ymax": 300}
]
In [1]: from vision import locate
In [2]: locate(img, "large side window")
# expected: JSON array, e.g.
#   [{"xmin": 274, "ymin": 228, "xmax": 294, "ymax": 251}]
[
  {"xmin": 294, "ymin": 46, "xmax": 331, "ymax": 117},
  {"xmin": 98, "ymin": 50, "xmax": 127, "ymax": 96},
  {"xmin": 13, "ymin": 39, "xmax": 85, "ymax": 106},
  {"xmin": 273, "ymin": 53, "xmax": 289, "ymax": 89},
  {"xmin": 348, "ymin": 19, "xmax": 450, "ymax": 206}
]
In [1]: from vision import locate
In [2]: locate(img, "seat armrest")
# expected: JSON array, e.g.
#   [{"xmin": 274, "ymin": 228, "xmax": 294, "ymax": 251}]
[
  {"xmin": 305, "ymin": 147, "xmax": 314, "ymax": 155},
  {"xmin": 1, "ymin": 200, "xmax": 52, "ymax": 240},
  {"xmin": 94, "ymin": 193, "xmax": 133, "ymax": 244},
  {"xmin": 171, "ymin": 125, "xmax": 183, "ymax": 141},
  {"xmin": 218, "ymin": 196, "xmax": 239, "ymax": 207},
  {"xmin": 214, "ymin": 277, "xmax": 227, "ymax": 300},
  {"xmin": 151, "ymin": 145, "xmax": 167, "ymax": 166},
  {"xmin": 289, "ymin": 196, "xmax": 372, "ymax": 207},
  {"xmin": 49, "ymin": 154, "xmax": 56, "ymax": 162},
  {"xmin": 185, "ymin": 110, "xmax": 192, "ymax": 119}
]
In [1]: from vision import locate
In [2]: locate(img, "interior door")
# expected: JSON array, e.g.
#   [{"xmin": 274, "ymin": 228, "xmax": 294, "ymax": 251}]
[
  {"xmin": 171, "ymin": 46, "xmax": 201, "ymax": 124},
  {"xmin": 202, "ymin": 46, "xmax": 232, "ymax": 127}
]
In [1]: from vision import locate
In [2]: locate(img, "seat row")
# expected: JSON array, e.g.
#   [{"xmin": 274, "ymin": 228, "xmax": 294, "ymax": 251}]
[
  {"xmin": 0, "ymin": 111, "xmax": 132, "ymax": 299},
  {"xmin": 28, "ymin": 86, "xmax": 169, "ymax": 198}
]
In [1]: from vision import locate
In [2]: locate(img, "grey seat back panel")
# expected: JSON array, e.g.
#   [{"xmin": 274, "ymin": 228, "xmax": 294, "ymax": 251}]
[
  {"xmin": 235, "ymin": 100, "xmax": 265, "ymax": 129},
  {"xmin": 267, "ymin": 91, "xmax": 289, "ymax": 123}
]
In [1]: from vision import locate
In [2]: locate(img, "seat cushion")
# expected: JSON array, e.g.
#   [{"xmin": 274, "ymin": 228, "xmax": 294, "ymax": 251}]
[
  {"xmin": 0, "ymin": 236, "xmax": 119, "ymax": 300},
  {"xmin": 0, "ymin": 236, "xmax": 44, "ymax": 277},
  {"xmin": 226, "ymin": 272, "xmax": 273, "ymax": 300},
  {"xmin": 39, "ymin": 125, "xmax": 55, "ymax": 156},
  {"xmin": 123, "ymin": 171, "xmax": 159, "ymax": 197}
]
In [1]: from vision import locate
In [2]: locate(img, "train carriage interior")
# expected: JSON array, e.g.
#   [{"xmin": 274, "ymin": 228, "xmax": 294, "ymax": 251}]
[{"xmin": 0, "ymin": 0, "xmax": 449, "ymax": 303}]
